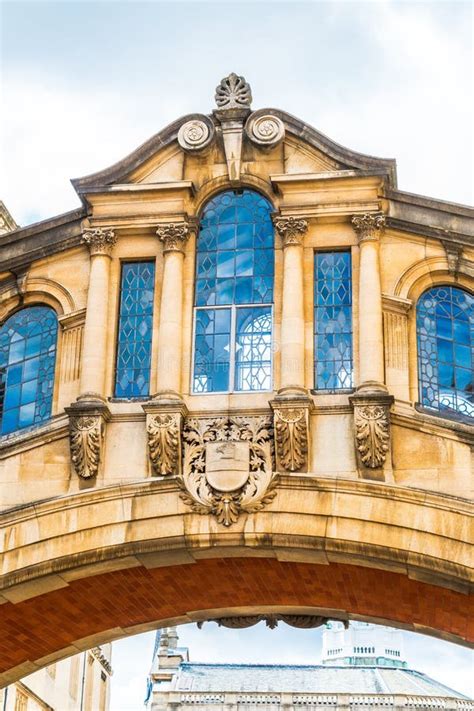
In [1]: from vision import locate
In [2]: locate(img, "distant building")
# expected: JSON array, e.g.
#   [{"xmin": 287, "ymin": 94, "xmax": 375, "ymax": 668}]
[
  {"xmin": 0, "ymin": 645, "xmax": 112, "ymax": 711},
  {"xmin": 146, "ymin": 624, "xmax": 471, "ymax": 710}
]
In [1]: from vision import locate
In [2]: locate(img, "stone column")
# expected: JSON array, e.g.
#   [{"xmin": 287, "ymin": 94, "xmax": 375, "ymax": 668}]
[
  {"xmin": 271, "ymin": 216, "xmax": 312, "ymax": 474},
  {"xmin": 155, "ymin": 222, "xmax": 190, "ymax": 396},
  {"xmin": 350, "ymin": 214, "xmax": 393, "ymax": 480},
  {"xmin": 66, "ymin": 227, "xmax": 115, "ymax": 480},
  {"xmin": 273, "ymin": 216, "xmax": 308, "ymax": 394},
  {"xmin": 79, "ymin": 228, "xmax": 117, "ymax": 398},
  {"xmin": 351, "ymin": 213, "xmax": 386, "ymax": 388}
]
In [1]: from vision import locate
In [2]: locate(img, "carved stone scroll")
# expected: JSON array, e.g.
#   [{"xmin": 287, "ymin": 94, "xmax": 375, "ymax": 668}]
[
  {"xmin": 198, "ymin": 615, "xmax": 348, "ymax": 630},
  {"xmin": 178, "ymin": 117, "xmax": 214, "ymax": 152},
  {"xmin": 66, "ymin": 396, "xmax": 110, "ymax": 479},
  {"xmin": 143, "ymin": 394, "xmax": 188, "ymax": 477},
  {"xmin": 179, "ymin": 415, "xmax": 276, "ymax": 527},
  {"xmin": 246, "ymin": 113, "xmax": 285, "ymax": 148},
  {"xmin": 350, "ymin": 389, "xmax": 394, "ymax": 475}
]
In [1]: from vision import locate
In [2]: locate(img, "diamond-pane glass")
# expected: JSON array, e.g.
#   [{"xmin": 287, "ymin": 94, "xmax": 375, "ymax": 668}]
[
  {"xmin": 314, "ymin": 251, "xmax": 353, "ymax": 390},
  {"xmin": 235, "ymin": 307, "xmax": 272, "ymax": 391},
  {"xmin": 115, "ymin": 262, "xmax": 155, "ymax": 397},
  {"xmin": 417, "ymin": 286, "xmax": 473, "ymax": 418},
  {"xmin": 193, "ymin": 190, "xmax": 274, "ymax": 393},
  {"xmin": 0, "ymin": 306, "xmax": 58, "ymax": 434}
]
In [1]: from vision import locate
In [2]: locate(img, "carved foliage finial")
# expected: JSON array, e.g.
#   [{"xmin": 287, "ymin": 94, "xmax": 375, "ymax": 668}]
[
  {"xmin": 273, "ymin": 216, "xmax": 308, "ymax": 247},
  {"xmin": 156, "ymin": 222, "xmax": 190, "ymax": 253},
  {"xmin": 69, "ymin": 414, "xmax": 104, "ymax": 478},
  {"xmin": 354, "ymin": 404, "xmax": 390, "ymax": 468},
  {"xmin": 351, "ymin": 213, "xmax": 386, "ymax": 243},
  {"xmin": 215, "ymin": 73, "xmax": 252, "ymax": 110},
  {"xmin": 82, "ymin": 228, "xmax": 117, "ymax": 256}
]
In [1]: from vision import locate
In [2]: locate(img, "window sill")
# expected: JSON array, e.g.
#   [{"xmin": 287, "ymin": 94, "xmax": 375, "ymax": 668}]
[{"xmin": 414, "ymin": 403, "xmax": 474, "ymax": 428}]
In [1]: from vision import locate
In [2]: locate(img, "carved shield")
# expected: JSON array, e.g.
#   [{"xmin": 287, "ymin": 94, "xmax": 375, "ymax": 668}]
[{"xmin": 205, "ymin": 441, "xmax": 250, "ymax": 492}]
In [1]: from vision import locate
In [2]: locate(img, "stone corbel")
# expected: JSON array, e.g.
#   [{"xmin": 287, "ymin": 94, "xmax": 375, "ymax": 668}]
[
  {"xmin": 142, "ymin": 392, "xmax": 188, "ymax": 477},
  {"xmin": 213, "ymin": 73, "xmax": 252, "ymax": 184},
  {"xmin": 349, "ymin": 386, "xmax": 394, "ymax": 480},
  {"xmin": 270, "ymin": 390, "xmax": 313, "ymax": 473},
  {"xmin": 65, "ymin": 395, "xmax": 110, "ymax": 479},
  {"xmin": 442, "ymin": 240, "xmax": 463, "ymax": 276}
]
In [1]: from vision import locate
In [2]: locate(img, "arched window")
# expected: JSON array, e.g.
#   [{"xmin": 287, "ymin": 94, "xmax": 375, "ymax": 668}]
[
  {"xmin": 417, "ymin": 286, "xmax": 473, "ymax": 419},
  {"xmin": 0, "ymin": 306, "xmax": 58, "ymax": 434},
  {"xmin": 193, "ymin": 189, "xmax": 274, "ymax": 393}
]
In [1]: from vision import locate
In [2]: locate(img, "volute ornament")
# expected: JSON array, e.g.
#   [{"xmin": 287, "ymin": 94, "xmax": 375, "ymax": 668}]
[
  {"xmin": 274, "ymin": 408, "xmax": 308, "ymax": 472},
  {"xmin": 215, "ymin": 72, "xmax": 252, "ymax": 109},
  {"xmin": 69, "ymin": 414, "xmax": 104, "ymax": 479},
  {"xmin": 246, "ymin": 114, "xmax": 285, "ymax": 148},
  {"xmin": 178, "ymin": 119, "xmax": 214, "ymax": 152},
  {"xmin": 354, "ymin": 404, "xmax": 390, "ymax": 468},
  {"xmin": 156, "ymin": 222, "xmax": 190, "ymax": 253},
  {"xmin": 82, "ymin": 227, "xmax": 117, "ymax": 256},
  {"xmin": 179, "ymin": 416, "xmax": 276, "ymax": 527},
  {"xmin": 273, "ymin": 216, "xmax": 308, "ymax": 247},
  {"xmin": 147, "ymin": 413, "xmax": 181, "ymax": 476},
  {"xmin": 351, "ymin": 213, "xmax": 386, "ymax": 243}
]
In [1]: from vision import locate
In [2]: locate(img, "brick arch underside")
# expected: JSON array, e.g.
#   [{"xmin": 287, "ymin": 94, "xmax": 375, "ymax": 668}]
[{"xmin": 1, "ymin": 558, "xmax": 472, "ymax": 685}]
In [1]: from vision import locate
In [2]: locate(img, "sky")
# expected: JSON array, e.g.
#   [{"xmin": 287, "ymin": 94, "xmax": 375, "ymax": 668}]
[{"xmin": 1, "ymin": 0, "xmax": 473, "ymax": 708}]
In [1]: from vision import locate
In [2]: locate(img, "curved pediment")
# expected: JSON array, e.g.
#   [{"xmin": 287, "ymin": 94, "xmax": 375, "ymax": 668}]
[{"xmin": 71, "ymin": 74, "xmax": 397, "ymax": 201}]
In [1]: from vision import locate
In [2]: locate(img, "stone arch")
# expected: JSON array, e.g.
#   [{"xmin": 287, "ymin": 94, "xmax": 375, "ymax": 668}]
[
  {"xmin": 193, "ymin": 174, "xmax": 278, "ymax": 219},
  {"xmin": 0, "ymin": 276, "xmax": 76, "ymax": 324},
  {"xmin": 0, "ymin": 475, "xmax": 472, "ymax": 684}
]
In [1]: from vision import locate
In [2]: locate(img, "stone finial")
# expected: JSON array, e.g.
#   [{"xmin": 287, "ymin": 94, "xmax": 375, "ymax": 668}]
[
  {"xmin": 82, "ymin": 228, "xmax": 117, "ymax": 256},
  {"xmin": 273, "ymin": 216, "xmax": 308, "ymax": 247},
  {"xmin": 215, "ymin": 72, "xmax": 252, "ymax": 110},
  {"xmin": 156, "ymin": 222, "xmax": 190, "ymax": 253},
  {"xmin": 351, "ymin": 213, "xmax": 386, "ymax": 243}
]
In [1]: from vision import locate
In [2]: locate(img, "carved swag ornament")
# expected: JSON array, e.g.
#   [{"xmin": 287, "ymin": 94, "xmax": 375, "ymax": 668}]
[
  {"xmin": 147, "ymin": 413, "xmax": 181, "ymax": 476},
  {"xmin": 354, "ymin": 404, "xmax": 390, "ymax": 468},
  {"xmin": 198, "ymin": 615, "xmax": 349, "ymax": 630},
  {"xmin": 69, "ymin": 414, "xmax": 104, "ymax": 479},
  {"xmin": 180, "ymin": 416, "xmax": 276, "ymax": 527},
  {"xmin": 273, "ymin": 408, "xmax": 308, "ymax": 472}
]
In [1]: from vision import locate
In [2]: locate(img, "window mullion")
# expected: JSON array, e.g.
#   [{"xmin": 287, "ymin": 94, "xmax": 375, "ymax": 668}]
[{"xmin": 230, "ymin": 304, "xmax": 237, "ymax": 392}]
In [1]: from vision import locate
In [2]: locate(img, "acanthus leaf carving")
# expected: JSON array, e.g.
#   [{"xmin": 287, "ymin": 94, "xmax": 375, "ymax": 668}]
[
  {"xmin": 274, "ymin": 408, "xmax": 308, "ymax": 472},
  {"xmin": 69, "ymin": 414, "xmax": 104, "ymax": 479},
  {"xmin": 179, "ymin": 416, "xmax": 276, "ymax": 527},
  {"xmin": 273, "ymin": 216, "xmax": 308, "ymax": 247},
  {"xmin": 155, "ymin": 222, "xmax": 190, "ymax": 253},
  {"xmin": 354, "ymin": 404, "xmax": 390, "ymax": 468},
  {"xmin": 147, "ymin": 413, "xmax": 181, "ymax": 476},
  {"xmin": 215, "ymin": 72, "xmax": 252, "ymax": 110},
  {"xmin": 198, "ymin": 615, "xmax": 349, "ymax": 630}
]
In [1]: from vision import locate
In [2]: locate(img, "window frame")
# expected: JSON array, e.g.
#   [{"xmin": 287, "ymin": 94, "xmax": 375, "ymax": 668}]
[
  {"xmin": 312, "ymin": 247, "xmax": 355, "ymax": 394},
  {"xmin": 415, "ymin": 282, "xmax": 473, "ymax": 423},
  {"xmin": 191, "ymin": 302, "xmax": 274, "ymax": 395},
  {"xmin": 191, "ymin": 188, "xmax": 275, "ymax": 396}
]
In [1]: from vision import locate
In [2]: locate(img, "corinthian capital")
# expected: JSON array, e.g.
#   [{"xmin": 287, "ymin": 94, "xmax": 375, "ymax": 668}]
[
  {"xmin": 82, "ymin": 227, "xmax": 117, "ymax": 256},
  {"xmin": 156, "ymin": 222, "xmax": 190, "ymax": 253},
  {"xmin": 273, "ymin": 216, "xmax": 308, "ymax": 247},
  {"xmin": 351, "ymin": 213, "xmax": 386, "ymax": 243}
]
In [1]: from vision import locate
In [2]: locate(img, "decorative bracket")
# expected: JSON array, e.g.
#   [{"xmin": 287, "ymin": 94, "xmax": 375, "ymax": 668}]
[
  {"xmin": 442, "ymin": 240, "xmax": 464, "ymax": 276},
  {"xmin": 198, "ymin": 615, "xmax": 348, "ymax": 630},
  {"xmin": 143, "ymin": 392, "xmax": 188, "ymax": 477},
  {"xmin": 65, "ymin": 395, "xmax": 110, "ymax": 479},
  {"xmin": 270, "ymin": 390, "xmax": 312, "ymax": 473},
  {"xmin": 349, "ymin": 386, "xmax": 394, "ymax": 478}
]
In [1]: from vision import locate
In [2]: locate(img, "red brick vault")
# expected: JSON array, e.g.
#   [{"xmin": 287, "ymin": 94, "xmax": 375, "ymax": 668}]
[{"xmin": 1, "ymin": 558, "xmax": 472, "ymax": 685}]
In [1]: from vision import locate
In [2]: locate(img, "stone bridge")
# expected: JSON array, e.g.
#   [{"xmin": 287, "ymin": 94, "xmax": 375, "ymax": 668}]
[{"xmin": 0, "ymin": 74, "xmax": 472, "ymax": 685}]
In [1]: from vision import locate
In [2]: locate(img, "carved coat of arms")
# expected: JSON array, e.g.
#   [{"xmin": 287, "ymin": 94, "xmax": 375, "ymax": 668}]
[{"xmin": 179, "ymin": 416, "xmax": 276, "ymax": 526}]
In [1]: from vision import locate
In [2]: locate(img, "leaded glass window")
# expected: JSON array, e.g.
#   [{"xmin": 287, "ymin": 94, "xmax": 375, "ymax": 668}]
[
  {"xmin": 314, "ymin": 251, "xmax": 353, "ymax": 390},
  {"xmin": 115, "ymin": 261, "xmax": 155, "ymax": 397},
  {"xmin": 193, "ymin": 189, "xmax": 274, "ymax": 393},
  {"xmin": 417, "ymin": 285, "xmax": 473, "ymax": 418},
  {"xmin": 0, "ymin": 306, "xmax": 58, "ymax": 435}
]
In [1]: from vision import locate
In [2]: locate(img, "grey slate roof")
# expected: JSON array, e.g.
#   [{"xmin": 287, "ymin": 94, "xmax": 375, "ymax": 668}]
[{"xmin": 170, "ymin": 664, "xmax": 468, "ymax": 698}]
